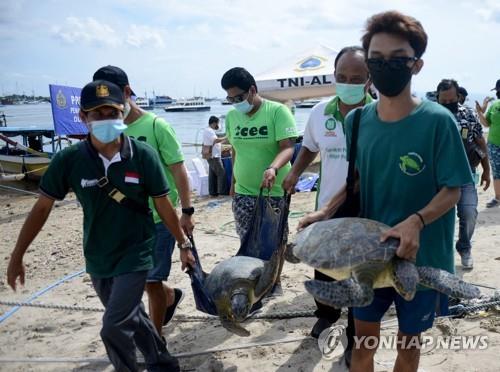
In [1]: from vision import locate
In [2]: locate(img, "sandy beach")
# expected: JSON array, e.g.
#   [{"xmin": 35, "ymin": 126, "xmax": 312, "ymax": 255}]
[{"xmin": 1, "ymin": 179, "xmax": 499, "ymax": 372}]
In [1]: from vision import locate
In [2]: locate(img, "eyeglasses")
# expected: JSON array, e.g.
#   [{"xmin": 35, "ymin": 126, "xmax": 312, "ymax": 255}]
[
  {"xmin": 226, "ymin": 91, "xmax": 249, "ymax": 104},
  {"xmin": 366, "ymin": 57, "xmax": 418, "ymax": 71}
]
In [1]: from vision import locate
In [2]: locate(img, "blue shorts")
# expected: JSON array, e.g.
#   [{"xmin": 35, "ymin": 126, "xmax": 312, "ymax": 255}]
[
  {"xmin": 488, "ymin": 142, "xmax": 500, "ymax": 180},
  {"xmin": 146, "ymin": 223, "xmax": 175, "ymax": 282},
  {"xmin": 353, "ymin": 288, "xmax": 439, "ymax": 334}
]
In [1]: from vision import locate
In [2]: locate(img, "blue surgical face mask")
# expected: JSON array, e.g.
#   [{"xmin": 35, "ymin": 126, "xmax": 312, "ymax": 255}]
[
  {"xmin": 90, "ymin": 119, "xmax": 127, "ymax": 143},
  {"xmin": 233, "ymin": 93, "xmax": 254, "ymax": 114},
  {"xmin": 336, "ymin": 83, "xmax": 366, "ymax": 105}
]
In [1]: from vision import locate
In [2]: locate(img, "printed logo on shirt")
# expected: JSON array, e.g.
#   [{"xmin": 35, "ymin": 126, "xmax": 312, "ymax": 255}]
[
  {"xmin": 399, "ymin": 152, "xmax": 426, "ymax": 176},
  {"xmin": 324, "ymin": 118, "xmax": 339, "ymax": 137},
  {"xmin": 234, "ymin": 125, "xmax": 268, "ymax": 138},
  {"xmin": 325, "ymin": 118, "xmax": 337, "ymax": 131},
  {"xmin": 81, "ymin": 178, "xmax": 99, "ymax": 188},
  {"xmin": 124, "ymin": 171, "xmax": 140, "ymax": 184}
]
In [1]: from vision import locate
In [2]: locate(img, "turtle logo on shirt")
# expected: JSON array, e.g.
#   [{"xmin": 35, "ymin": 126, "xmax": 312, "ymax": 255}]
[{"xmin": 399, "ymin": 152, "xmax": 426, "ymax": 176}]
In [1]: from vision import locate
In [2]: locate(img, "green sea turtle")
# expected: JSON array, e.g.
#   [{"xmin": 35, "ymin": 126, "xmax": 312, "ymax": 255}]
[
  {"xmin": 293, "ymin": 218, "xmax": 480, "ymax": 308},
  {"xmin": 400, "ymin": 155, "xmax": 421, "ymax": 173},
  {"xmin": 204, "ymin": 244, "xmax": 285, "ymax": 337}
]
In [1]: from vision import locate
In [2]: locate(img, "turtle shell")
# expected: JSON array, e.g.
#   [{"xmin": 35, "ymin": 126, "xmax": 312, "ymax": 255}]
[
  {"xmin": 204, "ymin": 256, "xmax": 266, "ymax": 296},
  {"xmin": 293, "ymin": 218, "xmax": 398, "ymax": 270}
]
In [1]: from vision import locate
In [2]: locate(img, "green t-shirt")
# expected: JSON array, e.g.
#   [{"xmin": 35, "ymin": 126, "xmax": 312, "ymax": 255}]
[
  {"xmin": 39, "ymin": 136, "xmax": 170, "ymax": 278},
  {"xmin": 345, "ymin": 100, "xmax": 473, "ymax": 274},
  {"xmin": 225, "ymin": 99, "xmax": 298, "ymax": 196},
  {"xmin": 486, "ymin": 100, "xmax": 500, "ymax": 146},
  {"xmin": 125, "ymin": 113, "xmax": 184, "ymax": 223}
]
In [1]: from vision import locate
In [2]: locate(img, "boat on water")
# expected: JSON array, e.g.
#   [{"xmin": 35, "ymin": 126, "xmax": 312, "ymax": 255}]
[
  {"xmin": 0, "ymin": 128, "xmax": 58, "ymax": 180},
  {"xmin": 164, "ymin": 97, "xmax": 210, "ymax": 112},
  {"xmin": 154, "ymin": 95, "xmax": 175, "ymax": 107},
  {"xmin": 135, "ymin": 97, "xmax": 154, "ymax": 110},
  {"xmin": 221, "ymin": 99, "xmax": 232, "ymax": 105}
]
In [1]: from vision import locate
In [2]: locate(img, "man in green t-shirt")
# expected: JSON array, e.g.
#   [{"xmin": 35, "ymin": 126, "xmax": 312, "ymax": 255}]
[
  {"xmin": 299, "ymin": 11, "xmax": 472, "ymax": 372},
  {"xmin": 93, "ymin": 66, "xmax": 195, "ymax": 337},
  {"xmin": 476, "ymin": 78, "xmax": 500, "ymax": 208},
  {"xmin": 7, "ymin": 80, "xmax": 195, "ymax": 372},
  {"xmin": 221, "ymin": 67, "xmax": 298, "ymax": 294}
]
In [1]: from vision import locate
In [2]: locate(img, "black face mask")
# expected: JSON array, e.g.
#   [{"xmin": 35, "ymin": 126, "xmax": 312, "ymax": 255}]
[
  {"xmin": 441, "ymin": 101, "xmax": 459, "ymax": 114},
  {"xmin": 367, "ymin": 58, "xmax": 416, "ymax": 97}
]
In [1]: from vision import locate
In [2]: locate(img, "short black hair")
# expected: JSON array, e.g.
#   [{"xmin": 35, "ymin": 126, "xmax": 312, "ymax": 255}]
[
  {"xmin": 334, "ymin": 46, "xmax": 365, "ymax": 68},
  {"xmin": 458, "ymin": 86, "xmax": 468, "ymax": 98},
  {"xmin": 436, "ymin": 79, "xmax": 459, "ymax": 97},
  {"xmin": 208, "ymin": 116, "xmax": 219, "ymax": 124},
  {"xmin": 221, "ymin": 67, "xmax": 258, "ymax": 93},
  {"xmin": 362, "ymin": 11, "xmax": 428, "ymax": 58}
]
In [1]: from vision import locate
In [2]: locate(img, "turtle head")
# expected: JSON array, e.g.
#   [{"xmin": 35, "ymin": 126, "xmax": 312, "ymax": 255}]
[
  {"xmin": 214, "ymin": 294, "xmax": 251, "ymax": 337},
  {"xmin": 231, "ymin": 292, "xmax": 251, "ymax": 322}
]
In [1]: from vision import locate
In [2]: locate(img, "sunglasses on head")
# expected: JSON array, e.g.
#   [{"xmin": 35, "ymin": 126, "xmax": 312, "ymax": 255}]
[
  {"xmin": 226, "ymin": 90, "xmax": 249, "ymax": 104},
  {"xmin": 366, "ymin": 57, "xmax": 418, "ymax": 71}
]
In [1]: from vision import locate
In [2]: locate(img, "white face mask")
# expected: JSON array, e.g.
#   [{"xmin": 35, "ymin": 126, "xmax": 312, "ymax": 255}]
[{"xmin": 123, "ymin": 100, "xmax": 131, "ymax": 119}]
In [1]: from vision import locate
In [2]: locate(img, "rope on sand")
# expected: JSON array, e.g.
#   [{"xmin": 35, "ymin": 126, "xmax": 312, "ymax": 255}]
[
  {"xmin": 0, "ymin": 299, "xmax": 317, "ymax": 320},
  {"xmin": 1, "ymin": 298, "xmax": 499, "ymax": 322},
  {"xmin": 0, "ymin": 335, "xmax": 310, "ymax": 364},
  {"xmin": 0, "ymin": 270, "xmax": 85, "ymax": 324}
]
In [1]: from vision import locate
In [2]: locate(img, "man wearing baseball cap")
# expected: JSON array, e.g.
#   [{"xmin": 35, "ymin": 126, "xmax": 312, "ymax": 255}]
[
  {"xmin": 93, "ymin": 66, "xmax": 195, "ymax": 338},
  {"xmin": 476, "ymin": 79, "xmax": 500, "ymax": 208},
  {"xmin": 7, "ymin": 80, "xmax": 195, "ymax": 371}
]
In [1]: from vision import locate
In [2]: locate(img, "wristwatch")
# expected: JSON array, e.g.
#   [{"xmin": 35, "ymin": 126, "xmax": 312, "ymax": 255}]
[
  {"xmin": 181, "ymin": 207, "xmax": 195, "ymax": 216},
  {"xmin": 178, "ymin": 239, "xmax": 193, "ymax": 250}
]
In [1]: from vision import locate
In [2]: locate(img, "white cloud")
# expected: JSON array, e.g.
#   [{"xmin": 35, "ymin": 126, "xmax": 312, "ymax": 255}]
[
  {"xmin": 126, "ymin": 25, "xmax": 166, "ymax": 48},
  {"xmin": 51, "ymin": 17, "xmax": 121, "ymax": 47}
]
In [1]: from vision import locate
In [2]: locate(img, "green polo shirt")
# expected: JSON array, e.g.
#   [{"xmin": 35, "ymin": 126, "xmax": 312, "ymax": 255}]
[
  {"xmin": 323, "ymin": 95, "xmax": 373, "ymax": 133},
  {"xmin": 39, "ymin": 135, "xmax": 169, "ymax": 278},
  {"xmin": 125, "ymin": 113, "xmax": 184, "ymax": 223}
]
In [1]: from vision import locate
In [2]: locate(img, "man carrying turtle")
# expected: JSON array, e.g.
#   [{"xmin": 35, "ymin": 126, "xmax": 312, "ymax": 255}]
[
  {"xmin": 299, "ymin": 11, "xmax": 472, "ymax": 372},
  {"xmin": 282, "ymin": 45, "xmax": 372, "ymax": 365}
]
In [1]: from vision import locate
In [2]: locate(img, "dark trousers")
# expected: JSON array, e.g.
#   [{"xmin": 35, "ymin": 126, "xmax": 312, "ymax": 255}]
[
  {"xmin": 314, "ymin": 270, "xmax": 355, "ymax": 349},
  {"xmin": 91, "ymin": 271, "xmax": 179, "ymax": 372},
  {"xmin": 208, "ymin": 157, "xmax": 227, "ymax": 196}
]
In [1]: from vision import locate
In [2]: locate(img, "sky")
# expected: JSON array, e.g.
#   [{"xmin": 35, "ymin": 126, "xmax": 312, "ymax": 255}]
[{"xmin": 1, "ymin": 0, "xmax": 499, "ymax": 99}]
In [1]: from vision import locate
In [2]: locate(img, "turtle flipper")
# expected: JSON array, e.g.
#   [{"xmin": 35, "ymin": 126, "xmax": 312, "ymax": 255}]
[
  {"xmin": 417, "ymin": 267, "xmax": 480, "ymax": 299},
  {"xmin": 221, "ymin": 319, "xmax": 251, "ymax": 337},
  {"xmin": 284, "ymin": 243, "xmax": 301, "ymax": 264},
  {"xmin": 392, "ymin": 258, "xmax": 418, "ymax": 301},
  {"xmin": 304, "ymin": 278, "xmax": 374, "ymax": 308}
]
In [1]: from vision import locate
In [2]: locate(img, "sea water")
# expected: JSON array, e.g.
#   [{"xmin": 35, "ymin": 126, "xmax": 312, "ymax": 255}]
[{"xmin": 1, "ymin": 102, "xmax": 312, "ymax": 169}]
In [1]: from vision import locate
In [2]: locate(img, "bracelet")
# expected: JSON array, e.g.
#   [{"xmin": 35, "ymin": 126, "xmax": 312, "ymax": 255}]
[{"xmin": 415, "ymin": 212, "xmax": 426, "ymax": 228}]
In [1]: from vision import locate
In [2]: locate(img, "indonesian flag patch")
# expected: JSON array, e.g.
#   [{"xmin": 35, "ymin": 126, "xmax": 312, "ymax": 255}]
[{"xmin": 124, "ymin": 171, "xmax": 140, "ymax": 184}]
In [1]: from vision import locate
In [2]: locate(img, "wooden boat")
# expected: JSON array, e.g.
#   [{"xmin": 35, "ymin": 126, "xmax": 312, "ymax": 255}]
[{"xmin": 0, "ymin": 128, "xmax": 56, "ymax": 180}]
